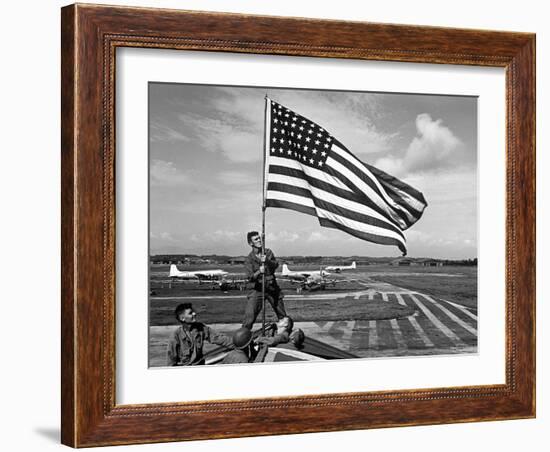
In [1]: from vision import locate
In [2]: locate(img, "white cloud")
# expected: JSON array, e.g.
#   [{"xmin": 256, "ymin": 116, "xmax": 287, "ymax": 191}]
[
  {"xmin": 150, "ymin": 159, "xmax": 191, "ymax": 186},
  {"xmin": 150, "ymin": 121, "xmax": 190, "ymax": 143},
  {"xmin": 150, "ymin": 231, "xmax": 174, "ymax": 241},
  {"xmin": 211, "ymin": 230, "xmax": 241, "ymax": 241},
  {"xmin": 266, "ymin": 230, "xmax": 300, "ymax": 243},
  {"xmin": 375, "ymin": 113, "xmax": 462, "ymax": 176},
  {"xmin": 176, "ymin": 112, "xmax": 262, "ymax": 162},
  {"xmin": 307, "ymin": 231, "xmax": 329, "ymax": 242},
  {"xmin": 218, "ymin": 170, "xmax": 255, "ymax": 186}
]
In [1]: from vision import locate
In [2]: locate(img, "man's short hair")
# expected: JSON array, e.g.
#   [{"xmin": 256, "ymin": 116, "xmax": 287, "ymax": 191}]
[
  {"xmin": 290, "ymin": 329, "xmax": 305, "ymax": 349},
  {"xmin": 174, "ymin": 302, "xmax": 193, "ymax": 321},
  {"xmin": 247, "ymin": 231, "xmax": 260, "ymax": 244}
]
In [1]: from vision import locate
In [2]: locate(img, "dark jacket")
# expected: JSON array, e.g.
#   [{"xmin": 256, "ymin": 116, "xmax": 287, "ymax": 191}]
[
  {"xmin": 166, "ymin": 322, "xmax": 232, "ymax": 366},
  {"xmin": 244, "ymin": 248, "xmax": 279, "ymax": 291}
]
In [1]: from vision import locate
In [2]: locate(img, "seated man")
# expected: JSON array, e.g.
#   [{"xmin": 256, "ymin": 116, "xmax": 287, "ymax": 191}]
[
  {"xmin": 166, "ymin": 303, "xmax": 233, "ymax": 366},
  {"xmin": 220, "ymin": 327, "xmax": 269, "ymax": 364},
  {"xmin": 256, "ymin": 316, "xmax": 293, "ymax": 347}
]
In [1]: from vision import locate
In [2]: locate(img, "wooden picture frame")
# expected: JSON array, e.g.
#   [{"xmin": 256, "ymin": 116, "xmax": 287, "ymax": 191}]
[{"xmin": 61, "ymin": 3, "xmax": 535, "ymax": 447}]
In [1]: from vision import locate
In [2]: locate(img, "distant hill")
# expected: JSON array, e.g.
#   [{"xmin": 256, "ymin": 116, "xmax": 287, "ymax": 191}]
[{"xmin": 150, "ymin": 254, "xmax": 477, "ymax": 266}]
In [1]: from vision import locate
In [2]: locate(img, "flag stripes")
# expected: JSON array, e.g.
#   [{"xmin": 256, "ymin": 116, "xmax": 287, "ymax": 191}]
[{"xmin": 267, "ymin": 179, "xmax": 406, "ymax": 238}]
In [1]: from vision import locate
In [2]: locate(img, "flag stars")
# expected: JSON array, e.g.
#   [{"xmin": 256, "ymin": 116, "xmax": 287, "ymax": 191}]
[
  {"xmin": 297, "ymin": 134, "xmax": 302, "ymax": 139},
  {"xmin": 273, "ymin": 127, "xmax": 278, "ymax": 133},
  {"xmin": 303, "ymin": 145, "xmax": 309, "ymax": 151},
  {"xmin": 315, "ymin": 139, "xmax": 320, "ymax": 145},
  {"xmin": 309, "ymin": 158, "xmax": 314, "ymax": 164},
  {"xmin": 312, "ymin": 149, "xmax": 317, "ymax": 154},
  {"xmin": 308, "ymin": 129, "xmax": 313, "ymax": 134},
  {"xmin": 279, "ymin": 138, "xmax": 284, "ymax": 143},
  {"xmin": 321, "ymin": 151, "xmax": 327, "ymax": 157},
  {"xmin": 305, "ymin": 137, "xmax": 311, "ymax": 142},
  {"xmin": 318, "ymin": 161, "xmax": 324, "ymax": 167},
  {"xmin": 324, "ymin": 143, "xmax": 329, "ymax": 148}
]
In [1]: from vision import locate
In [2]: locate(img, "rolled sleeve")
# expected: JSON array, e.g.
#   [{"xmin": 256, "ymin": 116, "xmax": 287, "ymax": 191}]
[{"xmin": 204, "ymin": 326, "xmax": 233, "ymax": 348}]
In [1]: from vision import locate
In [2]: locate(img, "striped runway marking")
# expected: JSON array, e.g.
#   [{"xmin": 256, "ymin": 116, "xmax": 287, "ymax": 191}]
[
  {"xmin": 420, "ymin": 294, "xmax": 477, "ymax": 335},
  {"xmin": 408, "ymin": 294, "xmax": 466, "ymax": 346},
  {"xmin": 389, "ymin": 319, "xmax": 408, "ymax": 350},
  {"xmin": 368, "ymin": 320, "xmax": 379, "ymax": 349},
  {"xmin": 395, "ymin": 293, "xmax": 435, "ymax": 348}
]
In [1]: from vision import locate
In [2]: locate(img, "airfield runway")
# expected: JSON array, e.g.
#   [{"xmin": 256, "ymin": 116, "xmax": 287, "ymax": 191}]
[{"xmin": 148, "ymin": 265, "xmax": 477, "ymax": 367}]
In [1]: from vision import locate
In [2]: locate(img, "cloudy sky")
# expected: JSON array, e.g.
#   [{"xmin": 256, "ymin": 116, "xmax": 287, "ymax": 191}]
[{"xmin": 149, "ymin": 83, "xmax": 477, "ymax": 259}]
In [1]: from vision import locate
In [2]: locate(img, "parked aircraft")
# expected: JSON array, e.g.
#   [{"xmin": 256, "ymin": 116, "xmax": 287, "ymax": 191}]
[
  {"xmin": 280, "ymin": 263, "xmax": 331, "ymax": 280},
  {"xmin": 279, "ymin": 264, "xmax": 353, "ymax": 293},
  {"xmin": 169, "ymin": 264, "xmax": 228, "ymax": 280},
  {"xmin": 324, "ymin": 261, "xmax": 357, "ymax": 273}
]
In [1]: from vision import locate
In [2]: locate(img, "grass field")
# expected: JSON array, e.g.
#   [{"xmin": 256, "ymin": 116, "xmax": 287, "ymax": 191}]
[
  {"xmin": 148, "ymin": 263, "xmax": 478, "ymax": 364},
  {"xmin": 363, "ymin": 265, "xmax": 477, "ymax": 309},
  {"xmin": 149, "ymin": 263, "xmax": 477, "ymax": 322}
]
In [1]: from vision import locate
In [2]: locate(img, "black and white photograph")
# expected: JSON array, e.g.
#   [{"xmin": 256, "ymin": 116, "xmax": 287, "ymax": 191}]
[{"xmin": 148, "ymin": 83, "xmax": 478, "ymax": 367}]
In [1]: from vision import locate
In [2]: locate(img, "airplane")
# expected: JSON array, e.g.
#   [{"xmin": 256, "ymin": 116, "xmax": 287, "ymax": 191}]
[
  {"xmin": 280, "ymin": 263, "xmax": 331, "ymax": 280},
  {"xmin": 324, "ymin": 261, "xmax": 357, "ymax": 273},
  {"xmin": 169, "ymin": 264, "xmax": 228, "ymax": 280},
  {"xmin": 279, "ymin": 264, "xmax": 351, "ymax": 293},
  {"xmin": 215, "ymin": 277, "xmax": 248, "ymax": 292}
]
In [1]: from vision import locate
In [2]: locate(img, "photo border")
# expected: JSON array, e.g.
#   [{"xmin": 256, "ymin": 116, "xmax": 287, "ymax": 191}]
[{"xmin": 61, "ymin": 4, "xmax": 535, "ymax": 447}]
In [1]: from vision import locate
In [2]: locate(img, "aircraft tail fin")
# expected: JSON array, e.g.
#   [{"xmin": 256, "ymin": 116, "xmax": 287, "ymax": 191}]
[
  {"xmin": 351, "ymin": 261, "xmax": 356, "ymax": 269},
  {"xmin": 169, "ymin": 264, "xmax": 181, "ymax": 277},
  {"xmin": 282, "ymin": 264, "xmax": 290, "ymax": 275}
]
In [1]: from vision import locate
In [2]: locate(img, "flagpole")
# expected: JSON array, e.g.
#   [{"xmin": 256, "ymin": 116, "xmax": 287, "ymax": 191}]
[{"xmin": 261, "ymin": 95, "xmax": 269, "ymax": 336}]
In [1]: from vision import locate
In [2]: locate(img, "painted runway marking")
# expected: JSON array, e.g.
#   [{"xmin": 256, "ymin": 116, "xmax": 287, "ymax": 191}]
[
  {"xmin": 420, "ymin": 294, "xmax": 477, "ymax": 335},
  {"xmin": 409, "ymin": 294, "xmax": 465, "ymax": 346},
  {"xmin": 150, "ymin": 283, "xmax": 477, "ymax": 358},
  {"xmin": 431, "ymin": 296, "xmax": 478, "ymax": 320},
  {"xmin": 368, "ymin": 320, "xmax": 379, "ymax": 349},
  {"xmin": 389, "ymin": 319, "xmax": 407, "ymax": 350},
  {"xmin": 395, "ymin": 293, "xmax": 434, "ymax": 347}
]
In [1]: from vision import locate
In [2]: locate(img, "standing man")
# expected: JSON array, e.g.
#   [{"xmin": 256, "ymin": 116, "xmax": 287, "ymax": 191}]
[
  {"xmin": 166, "ymin": 302, "xmax": 233, "ymax": 366},
  {"xmin": 242, "ymin": 231, "xmax": 288, "ymax": 330}
]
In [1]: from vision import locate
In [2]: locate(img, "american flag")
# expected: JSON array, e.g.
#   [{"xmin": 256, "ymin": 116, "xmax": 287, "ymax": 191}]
[{"xmin": 264, "ymin": 99, "xmax": 427, "ymax": 255}]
